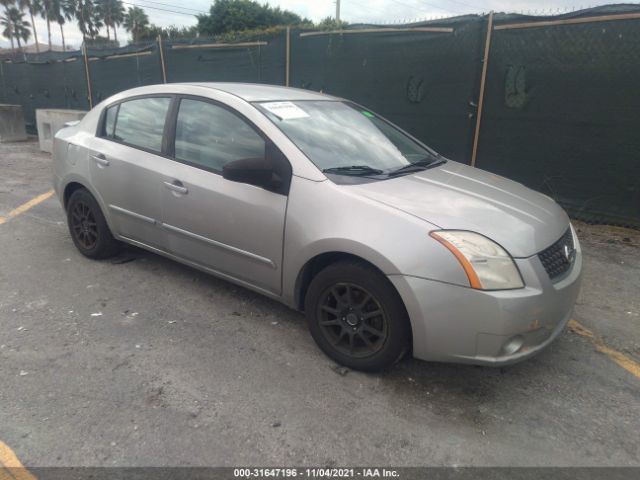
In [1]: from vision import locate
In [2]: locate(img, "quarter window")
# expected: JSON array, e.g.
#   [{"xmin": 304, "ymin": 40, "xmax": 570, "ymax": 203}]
[
  {"xmin": 112, "ymin": 97, "xmax": 171, "ymax": 152},
  {"xmin": 174, "ymin": 99, "xmax": 265, "ymax": 172}
]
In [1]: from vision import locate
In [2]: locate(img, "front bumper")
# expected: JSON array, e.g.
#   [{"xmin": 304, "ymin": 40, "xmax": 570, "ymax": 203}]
[{"xmin": 389, "ymin": 236, "xmax": 583, "ymax": 366}]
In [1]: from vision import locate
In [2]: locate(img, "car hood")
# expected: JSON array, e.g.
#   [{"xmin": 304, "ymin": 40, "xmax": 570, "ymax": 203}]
[{"xmin": 349, "ymin": 160, "xmax": 569, "ymax": 258}]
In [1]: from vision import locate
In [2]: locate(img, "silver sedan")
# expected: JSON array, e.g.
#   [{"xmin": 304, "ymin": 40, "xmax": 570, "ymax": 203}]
[{"xmin": 52, "ymin": 83, "xmax": 582, "ymax": 371}]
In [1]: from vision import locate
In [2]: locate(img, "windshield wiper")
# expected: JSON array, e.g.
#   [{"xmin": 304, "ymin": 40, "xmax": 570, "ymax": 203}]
[
  {"xmin": 387, "ymin": 158, "xmax": 446, "ymax": 176},
  {"xmin": 322, "ymin": 165, "xmax": 384, "ymax": 176}
]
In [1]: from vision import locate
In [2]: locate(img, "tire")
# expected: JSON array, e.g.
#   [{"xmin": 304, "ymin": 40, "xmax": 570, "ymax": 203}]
[
  {"xmin": 304, "ymin": 260, "xmax": 411, "ymax": 372},
  {"xmin": 66, "ymin": 188, "xmax": 120, "ymax": 259}
]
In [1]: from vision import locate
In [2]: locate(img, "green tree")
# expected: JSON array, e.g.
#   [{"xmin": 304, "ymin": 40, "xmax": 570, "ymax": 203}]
[
  {"xmin": 83, "ymin": 33, "xmax": 116, "ymax": 46},
  {"xmin": 18, "ymin": 0, "xmax": 40, "ymax": 52},
  {"xmin": 65, "ymin": 0, "xmax": 101, "ymax": 44},
  {"xmin": 59, "ymin": 0, "xmax": 76, "ymax": 50},
  {"xmin": 164, "ymin": 24, "xmax": 198, "ymax": 39},
  {"xmin": 316, "ymin": 16, "xmax": 348, "ymax": 31},
  {"xmin": 39, "ymin": 0, "xmax": 59, "ymax": 49},
  {"xmin": 95, "ymin": 0, "xmax": 123, "ymax": 42},
  {"xmin": 1, "ymin": 6, "xmax": 31, "ymax": 49},
  {"xmin": 139, "ymin": 23, "xmax": 198, "ymax": 41},
  {"xmin": 123, "ymin": 5, "xmax": 148, "ymax": 42},
  {"xmin": 0, "ymin": 0, "xmax": 14, "ymax": 49},
  {"xmin": 197, "ymin": 0, "xmax": 306, "ymax": 36}
]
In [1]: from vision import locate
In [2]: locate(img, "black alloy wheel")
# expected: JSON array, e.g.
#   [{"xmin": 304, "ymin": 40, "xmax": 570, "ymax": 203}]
[
  {"xmin": 70, "ymin": 200, "xmax": 99, "ymax": 250},
  {"xmin": 317, "ymin": 283, "xmax": 388, "ymax": 358},
  {"xmin": 305, "ymin": 261, "xmax": 411, "ymax": 372}
]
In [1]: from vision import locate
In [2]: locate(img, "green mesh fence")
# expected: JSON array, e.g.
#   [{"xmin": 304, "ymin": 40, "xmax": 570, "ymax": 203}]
[
  {"xmin": 0, "ymin": 5, "xmax": 638, "ymax": 227},
  {"xmin": 480, "ymin": 13, "xmax": 640, "ymax": 227},
  {"xmin": 0, "ymin": 60, "xmax": 89, "ymax": 130},
  {"xmin": 289, "ymin": 19, "xmax": 485, "ymax": 163},
  {"xmin": 88, "ymin": 43, "xmax": 162, "ymax": 104},
  {"xmin": 164, "ymin": 33, "xmax": 286, "ymax": 84}
]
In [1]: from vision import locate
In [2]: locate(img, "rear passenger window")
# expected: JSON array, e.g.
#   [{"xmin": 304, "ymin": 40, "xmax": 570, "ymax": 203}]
[
  {"xmin": 174, "ymin": 99, "xmax": 265, "ymax": 172},
  {"xmin": 113, "ymin": 97, "xmax": 171, "ymax": 152},
  {"xmin": 103, "ymin": 105, "xmax": 118, "ymax": 138}
]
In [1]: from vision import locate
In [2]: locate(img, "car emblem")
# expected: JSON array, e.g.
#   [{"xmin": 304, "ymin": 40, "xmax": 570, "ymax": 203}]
[{"xmin": 564, "ymin": 244, "xmax": 576, "ymax": 263}]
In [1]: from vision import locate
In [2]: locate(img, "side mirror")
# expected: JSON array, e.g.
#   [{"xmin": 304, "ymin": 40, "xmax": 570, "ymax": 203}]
[{"xmin": 222, "ymin": 157, "xmax": 274, "ymax": 188}]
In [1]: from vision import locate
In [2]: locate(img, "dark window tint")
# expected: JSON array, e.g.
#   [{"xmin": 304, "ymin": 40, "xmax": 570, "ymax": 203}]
[
  {"xmin": 175, "ymin": 99, "xmax": 265, "ymax": 172},
  {"xmin": 103, "ymin": 105, "xmax": 117, "ymax": 138},
  {"xmin": 114, "ymin": 97, "xmax": 171, "ymax": 152}
]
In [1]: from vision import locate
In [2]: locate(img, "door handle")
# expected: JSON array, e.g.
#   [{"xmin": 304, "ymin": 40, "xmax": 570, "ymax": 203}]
[
  {"xmin": 164, "ymin": 181, "xmax": 188, "ymax": 195},
  {"xmin": 90, "ymin": 153, "xmax": 109, "ymax": 166}
]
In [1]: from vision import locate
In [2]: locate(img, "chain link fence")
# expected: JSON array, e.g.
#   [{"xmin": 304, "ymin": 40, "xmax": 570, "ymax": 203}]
[
  {"xmin": 480, "ymin": 6, "xmax": 640, "ymax": 226},
  {"xmin": 0, "ymin": 5, "xmax": 638, "ymax": 227}
]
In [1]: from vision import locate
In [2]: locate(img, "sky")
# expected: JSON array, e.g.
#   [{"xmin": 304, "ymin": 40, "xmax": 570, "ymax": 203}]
[{"xmin": 1, "ymin": 0, "xmax": 637, "ymax": 50}]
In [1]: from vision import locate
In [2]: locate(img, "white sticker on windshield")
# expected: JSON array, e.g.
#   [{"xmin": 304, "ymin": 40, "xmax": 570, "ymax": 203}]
[{"xmin": 262, "ymin": 101, "xmax": 309, "ymax": 120}]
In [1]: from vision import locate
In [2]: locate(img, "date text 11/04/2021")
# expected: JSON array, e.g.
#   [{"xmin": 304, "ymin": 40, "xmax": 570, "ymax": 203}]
[{"xmin": 233, "ymin": 468, "xmax": 400, "ymax": 478}]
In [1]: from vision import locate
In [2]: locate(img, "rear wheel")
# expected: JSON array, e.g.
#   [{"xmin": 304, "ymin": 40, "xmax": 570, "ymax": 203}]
[
  {"xmin": 304, "ymin": 261, "xmax": 411, "ymax": 372},
  {"xmin": 67, "ymin": 188, "xmax": 120, "ymax": 259}
]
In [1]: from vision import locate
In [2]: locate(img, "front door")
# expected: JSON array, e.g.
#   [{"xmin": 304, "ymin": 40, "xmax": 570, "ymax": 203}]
[{"xmin": 160, "ymin": 97, "xmax": 289, "ymax": 295}]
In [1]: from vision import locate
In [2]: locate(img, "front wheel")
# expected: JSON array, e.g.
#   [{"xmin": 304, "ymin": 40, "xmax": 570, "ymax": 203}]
[{"xmin": 304, "ymin": 261, "xmax": 411, "ymax": 372}]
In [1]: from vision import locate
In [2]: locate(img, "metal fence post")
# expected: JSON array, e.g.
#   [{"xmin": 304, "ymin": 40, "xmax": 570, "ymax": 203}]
[
  {"xmin": 0, "ymin": 62, "xmax": 5, "ymax": 102},
  {"xmin": 158, "ymin": 35, "xmax": 168, "ymax": 83},
  {"xmin": 471, "ymin": 11, "xmax": 494, "ymax": 167},
  {"xmin": 82, "ymin": 44, "xmax": 93, "ymax": 109},
  {"xmin": 285, "ymin": 26, "xmax": 291, "ymax": 87}
]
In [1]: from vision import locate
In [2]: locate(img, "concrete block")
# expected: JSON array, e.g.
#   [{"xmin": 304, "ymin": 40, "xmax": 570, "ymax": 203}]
[
  {"xmin": 36, "ymin": 109, "xmax": 87, "ymax": 153},
  {"xmin": 0, "ymin": 104, "xmax": 28, "ymax": 142}
]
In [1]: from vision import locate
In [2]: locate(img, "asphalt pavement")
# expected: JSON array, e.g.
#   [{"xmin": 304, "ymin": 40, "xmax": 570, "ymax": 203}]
[{"xmin": 0, "ymin": 139, "xmax": 638, "ymax": 468}]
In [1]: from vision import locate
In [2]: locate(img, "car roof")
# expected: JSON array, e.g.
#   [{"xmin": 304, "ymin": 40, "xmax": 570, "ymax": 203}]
[{"xmin": 181, "ymin": 82, "xmax": 337, "ymax": 102}]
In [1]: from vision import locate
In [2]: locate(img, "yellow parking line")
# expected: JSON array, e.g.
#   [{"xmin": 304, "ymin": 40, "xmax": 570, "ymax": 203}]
[
  {"xmin": 0, "ymin": 441, "xmax": 37, "ymax": 480},
  {"xmin": 0, "ymin": 190, "xmax": 54, "ymax": 226},
  {"xmin": 569, "ymin": 319, "xmax": 640, "ymax": 379}
]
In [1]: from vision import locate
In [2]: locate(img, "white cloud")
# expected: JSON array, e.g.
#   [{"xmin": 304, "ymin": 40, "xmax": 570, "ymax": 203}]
[{"xmin": 2, "ymin": 1, "xmax": 638, "ymax": 50}]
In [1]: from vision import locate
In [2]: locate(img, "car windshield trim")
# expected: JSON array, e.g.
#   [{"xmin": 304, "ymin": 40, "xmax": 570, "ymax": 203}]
[
  {"xmin": 322, "ymin": 165, "xmax": 385, "ymax": 176},
  {"xmin": 387, "ymin": 158, "xmax": 447, "ymax": 176}
]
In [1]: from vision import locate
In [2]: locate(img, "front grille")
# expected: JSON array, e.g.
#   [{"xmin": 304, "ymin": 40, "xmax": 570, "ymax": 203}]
[{"xmin": 538, "ymin": 228, "xmax": 575, "ymax": 280}]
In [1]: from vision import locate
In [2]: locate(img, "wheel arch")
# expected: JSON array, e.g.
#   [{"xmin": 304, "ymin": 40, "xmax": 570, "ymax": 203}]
[
  {"xmin": 293, "ymin": 250, "xmax": 414, "ymax": 357},
  {"xmin": 63, "ymin": 181, "xmax": 86, "ymax": 209},
  {"xmin": 293, "ymin": 251, "xmax": 403, "ymax": 314},
  {"xmin": 61, "ymin": 178, "xmax": 116, "ymax": 234}
]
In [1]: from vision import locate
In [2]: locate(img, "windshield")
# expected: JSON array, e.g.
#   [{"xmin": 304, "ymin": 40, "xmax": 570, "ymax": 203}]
[{"xmin": 255, "ymin": 100, "xmax": 439, "ymax": 174}]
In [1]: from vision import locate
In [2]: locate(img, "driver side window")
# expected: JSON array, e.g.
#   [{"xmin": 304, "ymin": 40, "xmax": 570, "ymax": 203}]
[{"xmin": 174, "ymin": 99, "xmax": 265, "ymax": 173}]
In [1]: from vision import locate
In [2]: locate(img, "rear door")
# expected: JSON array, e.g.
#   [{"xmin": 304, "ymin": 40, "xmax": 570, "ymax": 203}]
[
  {"xmin": 87, "ymin": 96, "xmax": 172, "ymax": 249},
  {"xmin": 160, "ymin": 97, "xmax": 290, "ymax": 295}
]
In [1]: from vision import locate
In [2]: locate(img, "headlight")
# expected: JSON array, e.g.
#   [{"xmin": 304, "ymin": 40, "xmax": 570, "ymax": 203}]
[{"xmin": 430, "ymin": 230, "xmax": 524, "ymax": 290}]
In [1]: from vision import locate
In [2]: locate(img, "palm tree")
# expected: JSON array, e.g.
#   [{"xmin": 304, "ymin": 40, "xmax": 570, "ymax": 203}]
[
  {"xmin": 0, "ymin": 0, "xmax": 14, "ymax": 49},
  {"xmin": 2, "ymin": 6, "xmax": 30, "ymax": 49},
  {"xmin": 59, "ymin": 0, "xmax": 75, "ymax": 50},
  {"xmin": 18, "ymin": 0, "xmax": 40, "ymax": 52},
  {"xmin": 123, "ymin": 5, "xmax": 148, "ymax": 43},
  {"xmin": 64, "ymin": 0, "xmax": 100, "ymax": 44},
  {"xmin": 12, "ymin": 6, "xmax": 30, "ymax": 48},
  {"xmin": 89, "ymin": 0, "xmax": 102, "ymax": 39},
  {"xmin": 38, "ymin": 0, "xmax": 56, "ymax": 49},
  {"xmin": 0, "ymin": 15, "xmax": 14, "ymax": 50},
  {"xmin": 95, "ymin": 0, "xmax": 123, "ymax": 42}
]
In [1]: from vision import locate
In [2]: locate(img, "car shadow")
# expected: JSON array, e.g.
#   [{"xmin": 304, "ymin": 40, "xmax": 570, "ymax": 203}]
[
  {"xmin": 115, "ymin": 243, "xmax": 302, "ymax": 323},
  {"xmin": 114, "ymin": 243, "xmax": 567, "ymax": 412}
]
